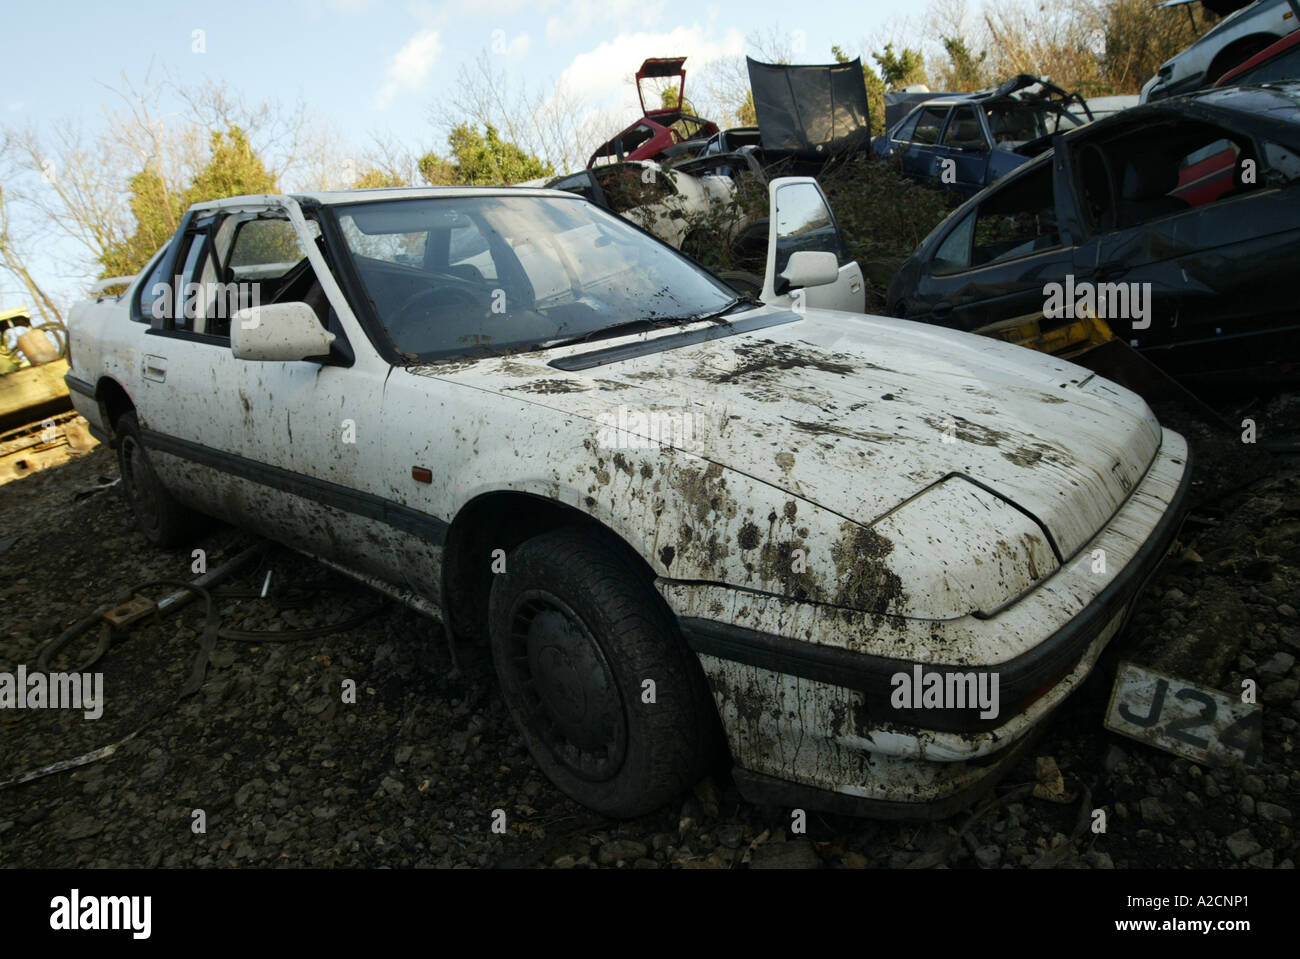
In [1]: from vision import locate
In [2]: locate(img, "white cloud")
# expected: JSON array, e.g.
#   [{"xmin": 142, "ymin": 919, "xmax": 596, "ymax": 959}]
[
  {"xmin": 546, "ymin": 0, "xmax": 666, "ymax": 43},
  {"xmin": 373, "ymin": 29, "xmax": 443, "ymax": 109},
  {"xmin": 411, "ymin": 0, "xmax": 552, "ymax": 25},
  {"xmin": 300, "ymin": 0, "xmax": 380, "ymax": 18},
  {"xmin": 554, "ymin": 25, "xmax": 745, "ymax": 115},
  {"xmin": 504, "ymin": 32, "xmax": 532, "ymax": 58}
]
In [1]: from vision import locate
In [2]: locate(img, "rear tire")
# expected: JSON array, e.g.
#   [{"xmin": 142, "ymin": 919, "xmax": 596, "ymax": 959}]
[
  {"xmin": 115, "ymin": 411, "xmax": 202, "ymax": 547},
  {"xmin": 488, "ymin": 527, "xmax": 720, "ymax": 818}
]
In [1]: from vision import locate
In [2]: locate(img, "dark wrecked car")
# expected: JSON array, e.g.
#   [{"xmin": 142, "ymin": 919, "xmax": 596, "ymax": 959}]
[
  {"xmin": 872, "ymin": 75, "xmax": 1092, "ymax": 198},
  {"xmin": 887, "ymin": 82, "xmax": 1300, "ymax": 387}
]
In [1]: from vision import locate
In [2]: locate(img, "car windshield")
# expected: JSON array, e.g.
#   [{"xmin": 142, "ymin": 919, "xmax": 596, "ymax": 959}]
[{"xmin": 332, "ymin": 194, "xmax": 737, "ymax": 360}]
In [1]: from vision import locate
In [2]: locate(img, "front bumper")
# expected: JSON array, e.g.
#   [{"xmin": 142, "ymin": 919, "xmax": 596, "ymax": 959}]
[{"xmin": 662, "ymin": 430, "xmax": 1192, "ymax": 818}]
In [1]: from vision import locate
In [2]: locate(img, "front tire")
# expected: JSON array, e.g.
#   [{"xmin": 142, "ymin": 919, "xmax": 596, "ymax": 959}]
[
  {"xmin": 115, "ymin": 411, "xmax": 201, "ymax": 547},
  {"xmin": 488, "ymin": 527, "xmax": 719, "ymax": 818}
]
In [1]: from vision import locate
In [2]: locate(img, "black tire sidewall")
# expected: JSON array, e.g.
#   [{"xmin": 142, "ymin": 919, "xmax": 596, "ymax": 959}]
[{"xmin": 488, "ymin": 528, "xmax": 715, "ymax": 818}]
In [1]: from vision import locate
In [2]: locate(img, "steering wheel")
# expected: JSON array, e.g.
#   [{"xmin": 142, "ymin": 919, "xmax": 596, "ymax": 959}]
[{"xmin": 392, "ymin": 284, "xmax": 481, "ymax": 325}]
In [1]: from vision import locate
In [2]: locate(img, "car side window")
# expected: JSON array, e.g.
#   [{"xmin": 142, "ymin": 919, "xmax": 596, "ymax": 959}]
[
  {"xmin": 942, "ymin": 106, "xmax": 986, "ymax": 151},
  {"xmin": 971, "ymin": 162, "xmax": 1061, "ymax": 266},
  {"xmin": 155, "ymin": 226, "xmax": 223, "ymax": 335},
  {"xmin": 229, "ymin": 218, "xmax": 310, "ymax": 280},
  {"xmin": 550, "ymin": 172, "xmax": 603, "ymax": 206},
  {"xmin": 932, "ymin": 211, "xmax": 976, "ymax": 275},
  {"xmin": 1078, "ymin": 120, "xmax": 1257, "ymax": 232},
  {"xmin": 893, "ymin": 110, "xmax": 922, "ymax": 143},
  {"xmin": 1237, "ymin": 44, "xmax": 1300, "ymax": 84},
  {"xmin": 911, "ymin": 107, "xmax": 948, "ymax": 146},
  {"xmin": 136, "ymin": 247, "xmax": 172, "ymax": 324},
  {"xmin": 773, "ymin": 181, "xmax": 844, "ymax": 275},
  {"xmin": 447, "ymin": 222, "xmax": 499, "ymax": 281},
  {"xmin": 226, "ymin": 215, "xmax": 334, "ymax": 335}
]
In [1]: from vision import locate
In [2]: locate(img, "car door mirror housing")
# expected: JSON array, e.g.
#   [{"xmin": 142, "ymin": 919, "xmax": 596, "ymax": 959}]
[
  {"xmin": 776, "ymin": 250, "xmax": 840, "ymax": 295},
  {"xmin": 231, "ymin": 302, "xmax": 336, "ymax": 362}
]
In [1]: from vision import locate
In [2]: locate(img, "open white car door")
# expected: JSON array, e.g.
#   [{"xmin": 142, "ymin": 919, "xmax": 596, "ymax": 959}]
[{"xmin": 760, "ymin": 177, "xmax": 865, "ymax": 313}]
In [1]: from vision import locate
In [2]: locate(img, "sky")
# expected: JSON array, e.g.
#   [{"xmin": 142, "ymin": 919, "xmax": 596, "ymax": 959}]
[{"xmin": 0, "ymin": 0, "xmax": 912, "ymax": 312}]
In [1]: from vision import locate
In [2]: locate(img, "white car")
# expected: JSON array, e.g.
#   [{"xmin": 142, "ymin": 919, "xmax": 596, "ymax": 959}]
[
  {"xmin": 65, "ymin": 185, "xmax": 1191, "ymax": 819},
  {"xmin": 1143, "ymin": 0, "xmax": 1300, "ymax": 102}
]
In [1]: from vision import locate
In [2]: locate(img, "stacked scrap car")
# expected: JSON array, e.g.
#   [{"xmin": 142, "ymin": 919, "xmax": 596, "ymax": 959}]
[
  {"xmin": 887, "ymin": 82, "xmax": 1300, "ymax": 387},
  {"xmin": 1143, "ymin": 0, "xmax": 1300, "ymax": 102},
  {"xmin": 873, "ymin": 75, "xmax": 1092, "ymax": 198}
]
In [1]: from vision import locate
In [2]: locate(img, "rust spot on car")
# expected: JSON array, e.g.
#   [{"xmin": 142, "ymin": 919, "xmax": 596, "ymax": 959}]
[
  {"xmin": 775, "ymin": 451, "xmax": 796, "ymax": 471},
  {"xmin": 612, "ymin": 452, "xmax": 635, "ymax": 477},
  {"xmin": 659, "ymin": 545, "xmax": 675, "ymax": 568},
  {"xmin": 738, "ymin": 522, "xmax": 761, "ymax": 550}
]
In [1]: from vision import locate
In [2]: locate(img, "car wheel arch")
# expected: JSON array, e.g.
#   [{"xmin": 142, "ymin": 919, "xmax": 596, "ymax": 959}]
[
  {"xmin": 440, "ymin": 490, "xmax": 661, "ymax": 646},
  {"xmin": 1207, "ymin": 33, "xmax": 1281, "ymax": 83},
  {"xmin": 96, "ymin": 376, "xmax": 136, "ymax": 439}
]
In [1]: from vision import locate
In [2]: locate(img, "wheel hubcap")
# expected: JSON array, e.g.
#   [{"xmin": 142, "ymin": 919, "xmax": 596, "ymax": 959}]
[{"xmin": 507, "ymin": 592, "xmax": 627, "ymax": 782}]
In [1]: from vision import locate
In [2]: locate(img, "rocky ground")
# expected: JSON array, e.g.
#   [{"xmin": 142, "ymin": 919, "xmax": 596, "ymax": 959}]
[{"xmin": 1, "ymin": 394, "xmax": 1297, "ymax": 869}]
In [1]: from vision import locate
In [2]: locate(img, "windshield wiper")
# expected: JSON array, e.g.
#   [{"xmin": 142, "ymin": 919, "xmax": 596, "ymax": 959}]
[
  {"xmin": 536, "ymin": 317, "xmax": 698, "ymax": 351},
  {"xmin": 696, "ymin": 294, "xmax": 762, "ymax": 321},
  {"xmin": 535, "ymin": 297, "xmax": 756, "ymax": 351}
]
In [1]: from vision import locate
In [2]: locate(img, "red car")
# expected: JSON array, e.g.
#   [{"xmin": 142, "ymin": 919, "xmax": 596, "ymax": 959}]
[
  {"xmin": 1215, "ymin": 25, "xmax": 1300, "ymax": 85},
  {"xmin": 587, "ymin": 57, "xmax": 718, "ymax": 168}
]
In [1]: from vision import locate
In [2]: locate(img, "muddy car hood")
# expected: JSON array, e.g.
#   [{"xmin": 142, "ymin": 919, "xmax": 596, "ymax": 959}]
[{"xmin": 408, "ymin": 308, "xmax": 1162, "ymax": 561}]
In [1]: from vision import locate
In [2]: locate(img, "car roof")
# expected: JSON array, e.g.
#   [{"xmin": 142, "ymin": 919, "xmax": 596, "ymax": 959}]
[
  {"xmin": 1043, "ymin": 80, "xmax": 1300, "ymax": 144},
  {"xmin": 188, "ymin": 186, "xmax": 580, "ymax": 212}
]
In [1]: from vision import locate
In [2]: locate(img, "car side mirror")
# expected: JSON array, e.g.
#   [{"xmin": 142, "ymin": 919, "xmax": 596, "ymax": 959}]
[
  {"xmin": 775, "ymin": 250, "xmax": 840, "ymax": 295},
  {"xmin": 231, "ymin": 302, "xmax": 336, "ymax": 362}
]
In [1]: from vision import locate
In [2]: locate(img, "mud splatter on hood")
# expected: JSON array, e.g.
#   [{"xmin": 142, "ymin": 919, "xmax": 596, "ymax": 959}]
[{"xmin": 407, "ymin": 306, "xmax": 1162, "ymax": 559}]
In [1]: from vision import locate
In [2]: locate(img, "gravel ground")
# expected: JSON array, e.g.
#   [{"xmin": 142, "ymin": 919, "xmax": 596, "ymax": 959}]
[{"xmin": 1, "ymin": 394, "xmax": 1297, "ymax": 869}]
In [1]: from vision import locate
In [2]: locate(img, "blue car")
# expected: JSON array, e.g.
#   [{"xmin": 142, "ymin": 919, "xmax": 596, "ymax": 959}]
[{"xmin": 872, "ymin": 74, "xmax": 1092, "ymax": 199}]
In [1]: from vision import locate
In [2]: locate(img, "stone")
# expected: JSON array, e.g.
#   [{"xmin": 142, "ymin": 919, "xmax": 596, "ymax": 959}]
[{"xmin": 749, "ymin": 839, "xmax": 821, "ymax": 869}]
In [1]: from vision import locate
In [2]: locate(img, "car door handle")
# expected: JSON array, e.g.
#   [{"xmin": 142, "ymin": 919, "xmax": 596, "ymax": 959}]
[
  {"xmin": 1095, "ymin": 262, "xmax": 1129, "ymax": 282},
  {"xmin": 143, "ymin": 355, "xmax": 167, "ymax": 383}
]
